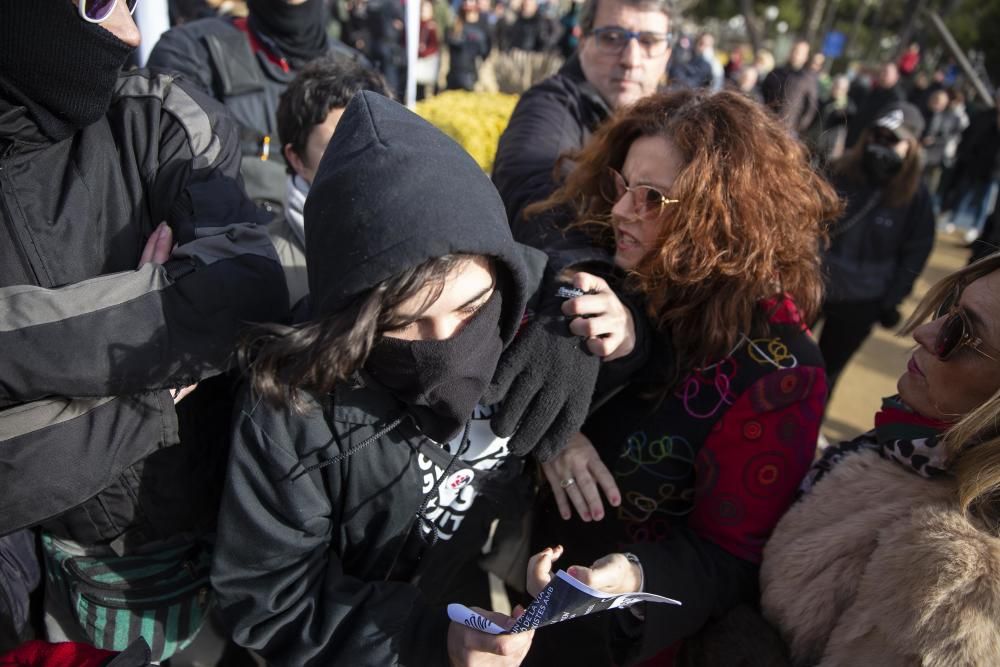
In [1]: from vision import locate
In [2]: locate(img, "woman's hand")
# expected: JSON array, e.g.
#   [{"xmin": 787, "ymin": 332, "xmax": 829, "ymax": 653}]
[
  {"xmin": 561, "ymin": 272, "xmax": 636, "ymax": 361},
  {"xmin": 447, "ymin": 607, "xmax": 534, "ymax": 667},
  {"xmin": 568, "ymin": 553, "xmax": 642, "ymax": 595},
  {"xmin": 138, "ymin": 221, "xmax": 173, "ymax": 267},
  {"xmin": 526, "ymin": 545, "xmax": 563, "ymax": 597},
  {"xmin": 540, "ymin": 432, "xmax": 620, "ymax": 522},
  {"xmin": 141, "ymin": 224, "xmax": 198, "ymax": 403}
]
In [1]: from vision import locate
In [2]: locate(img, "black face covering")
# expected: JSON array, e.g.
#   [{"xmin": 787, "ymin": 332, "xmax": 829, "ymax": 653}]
[
  {"xmin": 0, "ymin": 1, "xmax": 135, "ymax": 141},
  {"xmin": 863, "ymin": 142, "xmax": 904, "ymax": 185},
  {"xmin": 365, "ymin": 290, "xmax": 504, "ymax": 443},
  {"xmin": 246, "ymin": 0, "xmax": 328, "ymax": 65}
]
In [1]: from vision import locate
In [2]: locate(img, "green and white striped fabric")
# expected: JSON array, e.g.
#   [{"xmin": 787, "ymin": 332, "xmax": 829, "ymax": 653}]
[{"xmin": 42, "ymin": 534, "xmax": 213, "ymax": 661}]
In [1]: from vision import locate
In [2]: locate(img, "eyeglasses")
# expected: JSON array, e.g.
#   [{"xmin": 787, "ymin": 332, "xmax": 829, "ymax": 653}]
[
  {"xmin": 77, "ymin": 0, "xmax": 139, "ymax": 24},
  {"xmin": 932, "ymin": 283, "xmax": 999, "ymax": 361},
  {"xmin": 588, "ymin": 26, "xmax": 672, "ymax": 57},
  {"xmin": 601, "ymin": 167, "xmax": 679, "ymax": 220}
]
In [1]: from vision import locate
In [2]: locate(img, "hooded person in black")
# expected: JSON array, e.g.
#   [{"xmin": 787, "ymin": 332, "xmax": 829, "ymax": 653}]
[{"xmin": 211, "ymin": 91, "xmax": 548, "ymax": 666}]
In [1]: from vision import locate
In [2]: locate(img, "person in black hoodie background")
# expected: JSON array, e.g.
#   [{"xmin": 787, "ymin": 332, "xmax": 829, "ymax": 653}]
[
  {"xmin": 211, "ymin": 91, "xmax": 549, "ymax": 666},
  {"xmin": 819, "ymin": 101, "xmax": 936, "ymax": 396}
]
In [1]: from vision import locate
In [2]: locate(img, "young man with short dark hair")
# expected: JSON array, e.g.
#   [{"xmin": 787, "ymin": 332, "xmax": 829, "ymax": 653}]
[{"xmin": 272, "ymin": 57, "xmax": 390, "ymax": 304}]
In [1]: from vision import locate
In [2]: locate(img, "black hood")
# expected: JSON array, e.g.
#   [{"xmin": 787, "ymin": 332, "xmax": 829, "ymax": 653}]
[{"xmin": 304, "ymin": 91, "xmax": 540, "ymax": 344}]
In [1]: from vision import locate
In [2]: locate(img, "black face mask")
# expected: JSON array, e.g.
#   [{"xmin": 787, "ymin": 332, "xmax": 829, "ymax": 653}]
[
  {"xmin": 0, "ymin": 1, "xmax": 135, "ymax": 141},
  {"xmin": 365, "ymin": 290, "xmax": 504, "ymax": 443},
  {"xmin": 246, "ymin": 0, "xmax": 328, "ymax": 65},
  {"xmin": 863, "ymin": 142, "xmax": 904, "ymax": 185}
]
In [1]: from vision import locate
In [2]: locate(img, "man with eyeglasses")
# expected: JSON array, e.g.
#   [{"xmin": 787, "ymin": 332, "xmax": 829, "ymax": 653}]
[
  {"xmin": 0, "ymin": 0, "xmax": 286, "ymax": 658},
  {"xmin": 493, "ymin": 0, "xmax": 672, "ymax": 231}
]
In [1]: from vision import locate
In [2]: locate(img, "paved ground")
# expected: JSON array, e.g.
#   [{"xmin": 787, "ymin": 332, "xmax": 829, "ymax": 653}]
[{"xmin": 821, "ymin": 232, "xmax": 969, "ymax": 443}]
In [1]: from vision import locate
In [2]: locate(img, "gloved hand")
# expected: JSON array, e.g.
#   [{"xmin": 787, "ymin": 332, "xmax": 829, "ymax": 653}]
[
  {"xmin": 484, "ymin": 309, "xmax": 600, "ymax": 462},
  {"xmin": 879, "ymin": 306, "xmax": 902, "ymax": 329}
]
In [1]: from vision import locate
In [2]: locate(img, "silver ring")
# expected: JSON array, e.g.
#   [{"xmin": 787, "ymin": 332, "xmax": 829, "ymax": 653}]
[{"xmin": 560, "ymin": 477, "xmax": 577, "ymax": 489}]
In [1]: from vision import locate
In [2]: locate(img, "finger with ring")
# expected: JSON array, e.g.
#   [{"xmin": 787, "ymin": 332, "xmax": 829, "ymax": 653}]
[{"xmin": 560, "ymin": 477, "xmax": 577, "ymax": 488}]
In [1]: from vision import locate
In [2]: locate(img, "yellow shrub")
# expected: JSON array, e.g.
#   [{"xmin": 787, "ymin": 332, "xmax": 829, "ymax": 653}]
[{"xmin": 415, "ymin": 91, "xmax": 519, "ymax": 173}]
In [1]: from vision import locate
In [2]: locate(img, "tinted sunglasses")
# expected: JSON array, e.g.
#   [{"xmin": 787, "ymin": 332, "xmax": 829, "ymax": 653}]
[
  {"xmin": 601, "ymin": 167, "xmax": 679, "ymax": 221},
  {"xmin": 78, "ymin": 0, "xmax": 139, "ymax": 24},
  {"xmin": 932, "ymin": 283, "xmax": 999, "ymax": 361}
]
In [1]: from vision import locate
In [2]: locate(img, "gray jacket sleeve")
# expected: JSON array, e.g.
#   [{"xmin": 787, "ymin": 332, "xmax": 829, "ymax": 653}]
[
  {"xmin": 0, "ymin": 72, "xmax": 287, "ymax": 535},
  {"xmin": 0, "ymin": 72, "xmax": 288, "ymax": 403},
  {"xmin": 212, "ymin": 397, "xmax": 452, "ymax": 667}
]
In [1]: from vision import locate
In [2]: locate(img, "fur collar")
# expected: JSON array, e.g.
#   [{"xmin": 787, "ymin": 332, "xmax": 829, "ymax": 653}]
[{"xmin": 761, "ymin": 448, "xmax": 1000, "ymax": 665}]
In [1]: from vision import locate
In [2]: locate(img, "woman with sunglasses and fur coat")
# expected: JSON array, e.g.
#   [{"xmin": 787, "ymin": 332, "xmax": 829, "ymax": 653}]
[{"xmin": 761, "ymin": 253, "xmax": 1000, "ymax": 666}]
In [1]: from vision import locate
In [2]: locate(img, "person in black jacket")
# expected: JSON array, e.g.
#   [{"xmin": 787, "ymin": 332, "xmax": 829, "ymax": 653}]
[
  {"xmin": 147, "ymin": 0, "xmax": 365, "ymax": 217},
  {"xmin": 492, "ymin": 0, "xmax": 672, "ymax": 232},
  {"xmin": 0, "ymin": 0, "xmax": 287, "ymax": 661},
  {"xmin": 760, "ymin": 39, "xmax": 818, "ymax": 138},
  {"xmin": 211, "ymin": 91, "xmax": 549, "ymax": 666},
  {"xmin": 446, "ymin": 0, "xmax": 492, "ymax": 91},
  {"xmin": 820, "ymin": 101, "xmax": 936, "ymax": 395}
]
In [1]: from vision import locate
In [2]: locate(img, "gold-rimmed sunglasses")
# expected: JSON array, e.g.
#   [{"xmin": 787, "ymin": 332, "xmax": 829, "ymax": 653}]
[
  {"xmin": 600, "ymin": 167, "xmax": 679, "ymax": 221},
  {"xmin": 933, "ymin": 283, "xmax": 1000, "ymax": 361}
]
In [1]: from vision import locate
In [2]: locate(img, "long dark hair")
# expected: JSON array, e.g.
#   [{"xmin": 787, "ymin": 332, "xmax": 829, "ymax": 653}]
[
  {"xmin": 831, "ymin": 127, "xmax": 923, "ymax": 208},
  {"xmin": 241, "ymin": 254, "xmax": 472, "ymax": 410}
]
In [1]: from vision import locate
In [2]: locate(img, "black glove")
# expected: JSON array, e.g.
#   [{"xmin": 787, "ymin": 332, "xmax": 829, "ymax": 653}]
[
  {"xmin": 879, "ymin": 306, "xmax": 902, "ymax": 329},
  {"xmin": 484, "ymin": 310, "xmax": 600, "ymax": 462}
]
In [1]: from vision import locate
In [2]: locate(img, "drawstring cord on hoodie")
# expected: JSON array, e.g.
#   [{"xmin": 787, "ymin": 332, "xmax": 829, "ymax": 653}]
[
  {"xmin": 288, "ymin": 408, "xmax": 474, "ymax": 581},
  {"xmin": 298, "ymin": 416, "xmax": 407, "ymax": 476}
]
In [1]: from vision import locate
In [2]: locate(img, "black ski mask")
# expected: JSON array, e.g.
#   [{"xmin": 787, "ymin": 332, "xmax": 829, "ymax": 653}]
[
  {"xmin": 0, "ymin": 1, "xmax": 135, "ymax": 141},
  {"xmin": 863, "ymin": 142, "xmax": 904, "ymax": 185},
  {"xmin": 365, "ymin": 290, "xmax": 505, "ymax": 443},
  {"xmin": 246, "ymin": 0, "xmax": 328, "ymax": 65}
]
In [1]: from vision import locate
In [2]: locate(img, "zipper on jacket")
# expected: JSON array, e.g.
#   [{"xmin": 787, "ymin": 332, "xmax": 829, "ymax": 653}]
[{"xmin": 0, "ymin": 160, "xmax": 41, "ymax": 285}]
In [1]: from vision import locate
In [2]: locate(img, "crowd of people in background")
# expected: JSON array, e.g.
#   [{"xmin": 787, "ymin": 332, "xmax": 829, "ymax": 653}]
[{"xmin": 4, "ymin": 0, "xmax": 1000, "ymax": 666}]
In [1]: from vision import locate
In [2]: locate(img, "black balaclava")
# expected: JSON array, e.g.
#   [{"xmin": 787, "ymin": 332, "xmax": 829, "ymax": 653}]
[
  {"xmin": 246, "ymin": 0, "xmax": 328, "ymax": 65},
  {"xmin": 365, "ymin": 292, "xmax": 505, "ymax": 443},
  {"xmin": 0, "ymin": 1, "xmax": 135, "ymax": 141},
  {"xmin": 863, "ymin": 143, "xmax": 904, "ymax": 185}
]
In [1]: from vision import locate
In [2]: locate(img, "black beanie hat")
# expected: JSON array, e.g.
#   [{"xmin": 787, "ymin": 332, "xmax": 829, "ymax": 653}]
[
  {"xmin": 304, "ymin": 91, "xmax": 535, "ymax": 344},
  {"xmin": 871, "ymin": 101, "xmax": 926, "ymax": 142},
  {"xmin": 0, "ymin": 1, "xmax": 135, "ymax": 140}
]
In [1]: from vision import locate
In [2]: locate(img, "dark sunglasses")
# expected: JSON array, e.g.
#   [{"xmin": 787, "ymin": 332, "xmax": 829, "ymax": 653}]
[
  {"xmin": 932, "ymin": 283, "xmax": 999, "ymax": 361},
  {"xmin": 869, "ymin": 128, "xmax": 903, "ymax": 147},
  {"xmin": 78, "ymin": 0, "xmax": 139, "ymax": 24},
  {"xmin": 600, "ymin": 167, "xmax": 679, "ymax": 221}
]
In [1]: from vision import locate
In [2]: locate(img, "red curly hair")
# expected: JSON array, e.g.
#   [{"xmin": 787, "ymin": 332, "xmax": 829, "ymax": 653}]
[{"xmin": 528, "ymin": 89, "xmax": 843, "ymax": 375}]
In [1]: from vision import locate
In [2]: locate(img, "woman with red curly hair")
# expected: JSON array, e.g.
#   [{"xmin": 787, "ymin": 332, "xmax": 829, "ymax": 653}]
[{"xmin": 519, "ymin": 89, "xmax": 842, "ymax": 665}]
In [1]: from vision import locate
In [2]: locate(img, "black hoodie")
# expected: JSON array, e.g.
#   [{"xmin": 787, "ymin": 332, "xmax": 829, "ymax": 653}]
[{"xmin": 212, "ymin": 92, "xmax": 546, "ymax": 667}]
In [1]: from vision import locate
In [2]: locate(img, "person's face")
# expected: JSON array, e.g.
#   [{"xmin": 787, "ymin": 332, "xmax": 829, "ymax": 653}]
[
  {"xmin": 421, "ymin": 1, "xmax": 434, "ymax": 20},
  {"xmin": 384, "ymin": 256, "xmax": 497, "ymax": 341},
  {"xmin": 879, "ymin": 63, "xmax": 899, "ymax": 88},
  {"xmin": 578, "ymin": 0, "xmax": 671, "ymax": 110},
  {"xmin": 71, "ymin": 0, "xmax": 140, "ymax": 47},
  {"xmin": 696, "ymin": 34, "xmax": 713, "ymax": 54},
  {"xmin": 899, "ymin": 270, "xmax": 1000, "ymax": 422},
  {"xmin": 285, "ymin": 107, "xmax": 346, "ymax": 185},
  {"xmin": 809, "ymin": 53, "xmax": 825, "ymax": 72},
  {"xmin": 737, "ymin": 66, "xmax": 758, "ymax": 91},
  {"xmin": 787, "ymin": 41, "xmax": 810, "ymax": 70},
  {"xmin": 610, "ymin": 134, "xmax": 684, "ymax": 271},
  {"xmin": 869, "ymin": 126, "xmax": 911, "ymax": 160},
  {"xmin": 929, "ymin": 91, "xmax": 949, "ymax": 113},
  {"xmin": 831, "ymin": 76, "xmax": 849, "ymax": 99}
]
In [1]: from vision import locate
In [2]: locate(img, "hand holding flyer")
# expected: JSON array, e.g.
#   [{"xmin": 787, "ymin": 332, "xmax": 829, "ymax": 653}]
[{"xmin": 448, "ymin": 569, "xmax": 681, "ymax": 635}]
